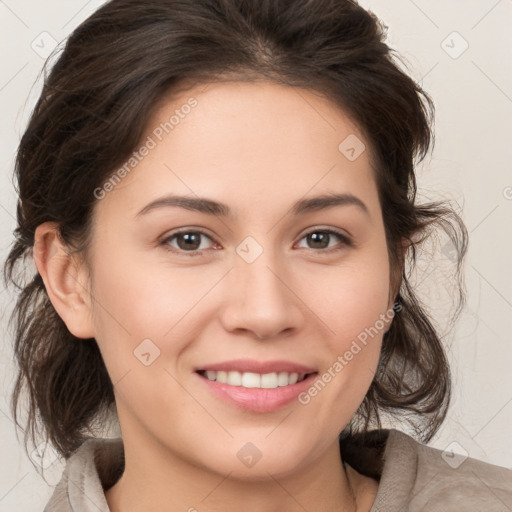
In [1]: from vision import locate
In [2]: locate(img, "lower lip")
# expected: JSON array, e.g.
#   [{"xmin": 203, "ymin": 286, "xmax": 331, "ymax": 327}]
[{"xmin": 195, "ymin": 372, "xmax": 318, "ymax": 413}]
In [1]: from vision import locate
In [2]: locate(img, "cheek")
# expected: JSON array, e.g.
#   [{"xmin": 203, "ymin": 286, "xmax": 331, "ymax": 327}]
[
  {"xmin": 85, "ymin": 247, "xmax": 165, "ymax": 373},
  {"xmin": 310, "ymin": 251, "xmax": 390, "ymax": 392},
  {"xmin": 318, "ymin": 255, "xmax": 391, "ymax": 344},
  {"xmin": 87, "ymin": 245, "xmax": 214, "ymax": 374},
  {"xmin": 291, "ymin": 260, "xmax": 390, "ymax": 447}
]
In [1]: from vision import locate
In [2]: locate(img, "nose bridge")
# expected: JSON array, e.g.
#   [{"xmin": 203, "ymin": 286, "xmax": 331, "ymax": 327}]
[{"xmin": 220, "ymin": 236, "xmax": 303, "ymax": 339}]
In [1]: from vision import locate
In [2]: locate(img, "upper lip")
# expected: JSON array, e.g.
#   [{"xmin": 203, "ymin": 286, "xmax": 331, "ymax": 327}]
[{"xmin": 195, "ymin": 359, "xmax": 317, "ymax": 374}]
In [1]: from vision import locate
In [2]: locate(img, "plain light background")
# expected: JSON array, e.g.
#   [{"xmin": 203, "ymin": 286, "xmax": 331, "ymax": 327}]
[{"xmin": 1, "ymin": 0, "xmax": 511, "ymax": 509}]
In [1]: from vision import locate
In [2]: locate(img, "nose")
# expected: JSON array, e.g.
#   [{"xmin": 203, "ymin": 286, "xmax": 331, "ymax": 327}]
[{"xmin": 219, "ymin": 247, "xmax": 305, "ymax": 340}]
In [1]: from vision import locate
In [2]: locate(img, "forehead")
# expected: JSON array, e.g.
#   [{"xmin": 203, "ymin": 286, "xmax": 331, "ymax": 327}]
[{"xmin": 93, "ymin": 80, "xmax": 380, "ymax": 223}]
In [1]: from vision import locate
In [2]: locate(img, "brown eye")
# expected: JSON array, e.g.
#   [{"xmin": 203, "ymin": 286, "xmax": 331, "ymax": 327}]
[
  {"xmin": 296, "ymin": 229, "xmax": 351, "ymax": 252},
  {"xmin": 161, "ymin": 230, "xmax": 215, "ymax": 254}
]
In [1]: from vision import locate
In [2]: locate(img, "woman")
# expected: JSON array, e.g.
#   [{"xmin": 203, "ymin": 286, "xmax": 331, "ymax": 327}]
[{"xmin": 3, "ymin": 0, "xmax": 511, "ymax": 510}]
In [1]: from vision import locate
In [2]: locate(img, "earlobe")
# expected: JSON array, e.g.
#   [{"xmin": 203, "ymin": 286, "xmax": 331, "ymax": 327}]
[
  {"xmin": 385, "ymin": 237, "xmax": 409, "ymax": 324},
  {"xmin": 402, "ymin": 238, "xmax": 410, "ymax": 257},
  {"xmin": 33, "ymin": 222, "xmax": 95, "ymax": 339}
]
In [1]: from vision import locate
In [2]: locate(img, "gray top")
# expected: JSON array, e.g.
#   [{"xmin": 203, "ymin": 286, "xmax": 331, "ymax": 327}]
[{"xmin": 43, "ymin": 428, "xmax": 512, "ymax": 511}]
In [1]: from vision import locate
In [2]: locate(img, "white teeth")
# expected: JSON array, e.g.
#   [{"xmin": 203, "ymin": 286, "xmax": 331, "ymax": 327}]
[
  {"xmin": 277, "ymin": 372, "xmax": 289, "ymax": 386},
  {"xmin": 242, "ymin": 372, "xmax": 260, "ymax": 388},
  {"xmin": 202, "ymin": 370, "xmax": 305, "ymax": 388},
  {"xmin": 206, "ymin": 370, "xmax": 217, "ymax": 381},
  {"xmin": 227, "ymin": 371, "xmax": 242, "ymax": 386},
  {"xmin": 261, "ymin": 372, "xmax": 278, "ymax": 389}
]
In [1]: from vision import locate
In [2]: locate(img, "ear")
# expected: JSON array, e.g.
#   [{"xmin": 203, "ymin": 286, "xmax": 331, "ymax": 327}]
[
  {"xmin": 33, "ymin": 222, "xmax": 95, "ymax": 339},
  {"xmin": 386, "ymin": 238, "xmax": 409, "ymax": 313}
]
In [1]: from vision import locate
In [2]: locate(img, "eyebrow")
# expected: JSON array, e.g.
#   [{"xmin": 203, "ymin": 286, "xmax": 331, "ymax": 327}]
[{"xmin": 135, "ymin": 192, "xmax": 370, "ymax": 219}]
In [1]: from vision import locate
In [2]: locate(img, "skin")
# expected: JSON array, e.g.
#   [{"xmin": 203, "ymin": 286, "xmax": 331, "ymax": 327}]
[{"xmin": 34, "ymin": 80, "xmax": 403, "ymax": 511}]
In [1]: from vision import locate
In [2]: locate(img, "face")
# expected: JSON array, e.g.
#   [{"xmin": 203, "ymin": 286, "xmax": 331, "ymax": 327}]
[{"xmin": 81, "ymin": 80, "xmax": 396, "ymax": 479}]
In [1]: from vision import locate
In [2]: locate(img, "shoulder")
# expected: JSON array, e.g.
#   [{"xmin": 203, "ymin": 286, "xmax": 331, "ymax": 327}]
[
  {"xmin": 44, "ymin": 437, "xmax": 124, "ymax": 512},
  {"xmin": 374, "ymin": 429, "xmax": 512, "ymax": 511}
]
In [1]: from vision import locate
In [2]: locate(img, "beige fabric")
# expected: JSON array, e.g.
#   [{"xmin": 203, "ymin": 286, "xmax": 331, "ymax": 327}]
[
  {"xmin": 44, "ymin": 429, "xmax": 512, "ymax": 511},
  {"xmin": 369, "ymin": 430, "xmax": 512, "ymax": 511}
]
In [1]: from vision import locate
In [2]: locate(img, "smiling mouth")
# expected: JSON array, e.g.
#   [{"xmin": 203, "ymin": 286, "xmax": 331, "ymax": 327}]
[{"xmin": 196, "ymin": 370, "xmax": 317, "ymax": 389}]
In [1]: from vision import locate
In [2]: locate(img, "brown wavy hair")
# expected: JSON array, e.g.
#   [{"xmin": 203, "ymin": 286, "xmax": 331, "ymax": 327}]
[{"xmin": 3, "ymin": 0, "xmax": 467, "ymax": 460}]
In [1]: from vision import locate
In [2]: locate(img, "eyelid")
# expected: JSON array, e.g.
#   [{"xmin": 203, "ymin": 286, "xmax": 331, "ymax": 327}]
[{"xmin": 298, "ymin": 225, "xmax": 352, "ymax": 242}]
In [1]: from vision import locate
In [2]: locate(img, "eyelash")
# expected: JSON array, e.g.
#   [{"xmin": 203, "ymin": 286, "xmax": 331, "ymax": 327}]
[{"xmin": 160, "ymin": 227, "xmax": 352, "ymax": 257}]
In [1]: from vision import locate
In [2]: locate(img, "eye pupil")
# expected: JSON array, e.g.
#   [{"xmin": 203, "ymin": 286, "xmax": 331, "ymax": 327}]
[
  {"xmin": 178, "ymin": 233, "xmax": 201, "ymax": 250},
  {"xmin": 308, "ymin": 232, "xmax": 329, "ymax": 249}
]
